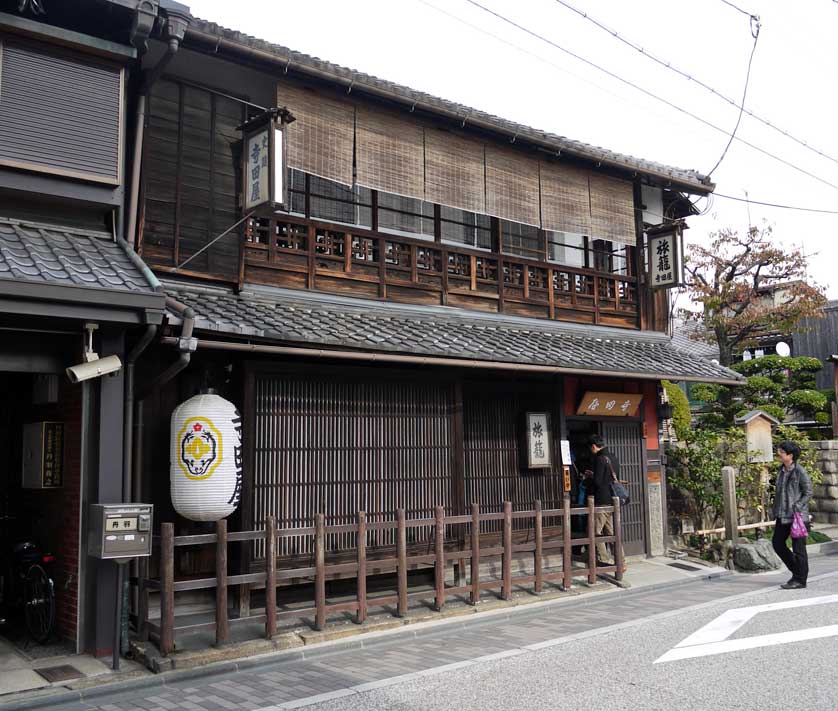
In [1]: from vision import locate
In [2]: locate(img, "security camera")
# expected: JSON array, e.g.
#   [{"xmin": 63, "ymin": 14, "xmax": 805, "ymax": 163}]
[{"xmin": 66, "ymin": 355, "xmax": 123, "ymax": 383}]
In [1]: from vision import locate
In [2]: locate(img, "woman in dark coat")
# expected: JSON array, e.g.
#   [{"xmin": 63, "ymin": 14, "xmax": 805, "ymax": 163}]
[{"xmin": 772, "ymin": 440, "xmax": 813, "ymax": 589}]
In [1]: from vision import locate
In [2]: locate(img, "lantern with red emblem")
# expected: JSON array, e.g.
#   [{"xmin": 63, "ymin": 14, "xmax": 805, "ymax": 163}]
[{"xmin": 170, "ymin": 392, "xmax": 242, "ymax": 521}]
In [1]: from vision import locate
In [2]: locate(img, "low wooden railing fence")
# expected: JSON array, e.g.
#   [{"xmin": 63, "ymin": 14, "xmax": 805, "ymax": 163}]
[{"xmin": 137, "ymin": 494, "xmax": 622, "ymax": 655}]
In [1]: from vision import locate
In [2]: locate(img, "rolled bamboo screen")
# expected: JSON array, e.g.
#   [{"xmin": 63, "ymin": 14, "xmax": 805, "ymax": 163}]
[
  {"xmin": 278, "ymin": 82, "xmax": 355, "ymax": 186},
  {"xmin": 424, "ymin": 129, "xmax": 486, "ymax": 214},
  {"xmin": 485, "ymin": 145, "xmax": 541, "ymax": 227},
  {"xmin": 539, "ymin": 161, "xmax": 591, "ymax": 235},
  {"xmin": 589, "ymin": 173, "xmax": 636, "ymax": 244},
  {"xmin": 355, "ymin": 106, "xmax": 425, "ymax": 200}
]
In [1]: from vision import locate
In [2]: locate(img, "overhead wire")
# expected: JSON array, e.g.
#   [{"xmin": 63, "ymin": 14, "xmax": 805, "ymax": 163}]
[
  {"xmin": 718, "ymin": 0, "xmax": 756, "ymax": 17},
  {"xmin": 706, "ymin": 14, "xmax": 760, "ymax": 176},
  {"xmin": 461, "ymin": 0, "xmax": 838, "ymax": 193},
  {"xmin": 551, "ymin": 1, "xmax": 838, "ymax": 169}
]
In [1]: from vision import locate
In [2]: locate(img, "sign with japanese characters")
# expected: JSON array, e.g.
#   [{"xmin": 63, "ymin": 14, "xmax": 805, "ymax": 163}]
[
  {"xmin": 649, "ymin": 226, "xmax": 684, "ymax": 289},
  {"xmin": 42, "ymin": 422, "xmax": 64, "ymax": 488},
  {"xmin": 244, "ymin": 128, "xmax": 270, "ymax": 211},
  {"xmin": 576, "ymin": 392, "xmax": 643, "ymax": 417},
  {"xmin": 240, "ymin": 107, "xmax": 292, "ymax": 213},
  {"xmin": 525, "ymin": 412, "xmax": 552, "ymax": 469}
]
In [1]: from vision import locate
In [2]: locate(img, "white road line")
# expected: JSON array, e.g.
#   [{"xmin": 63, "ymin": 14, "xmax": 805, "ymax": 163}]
[
  {"xmin": 656, "ymin": 594, "xmax": 838, "ymax": 663},
  {"xmin": 656, "ymin": 625, "xmax": 838, "ymax": 663}
]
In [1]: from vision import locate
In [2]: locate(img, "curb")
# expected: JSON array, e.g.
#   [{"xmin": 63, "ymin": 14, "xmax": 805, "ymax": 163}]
[{"xmin": 0, "ymin": 565, "xmax": 782, "ymax": 711}]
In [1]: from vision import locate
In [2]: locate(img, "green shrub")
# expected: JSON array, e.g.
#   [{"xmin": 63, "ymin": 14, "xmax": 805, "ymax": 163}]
[{"xmin": 662, "ymin": 380, "xmax": 691, "ymax": 438}]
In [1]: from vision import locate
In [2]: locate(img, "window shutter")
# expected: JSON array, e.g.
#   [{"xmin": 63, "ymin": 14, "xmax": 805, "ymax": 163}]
[
  {"xmin": 485, "ymin": 146, "xmax": 540, "ymax": 227},
  {"xmin": 278, "ymin": 82, "xmax": 354, "ymax": 187},
  {"xmin": 589, "ymin": 174, "xmax": 636, "ymax": 245},
  {"xmin": 539, "ymin": 162, "xmax": 591, "ymax": 236},
  {"xmin": 0, "ymin": 41, "xmax": 122, "ymax": 184},
  {"xmin": 355, "ymin": 106, "xmax": 424, "ymax": 200},
  {"xmin": 424, "ymin": 129, "xmax": 485, "ymax": 214}
]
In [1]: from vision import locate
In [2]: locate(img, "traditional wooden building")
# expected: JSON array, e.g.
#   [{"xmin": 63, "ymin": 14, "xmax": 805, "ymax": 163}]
[
  {"xmin": 127, "ymin": 4, "xmax": 741, "ymax": 575},
  {"xmin": 0, "ymin": 0, "xmax": 743, "ymax": 661}
]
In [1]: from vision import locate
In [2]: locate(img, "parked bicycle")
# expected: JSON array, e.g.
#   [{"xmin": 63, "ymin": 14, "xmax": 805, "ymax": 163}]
[{"xmin": 0, "ymin": 516, "xmax": 57, "ymax": 643}]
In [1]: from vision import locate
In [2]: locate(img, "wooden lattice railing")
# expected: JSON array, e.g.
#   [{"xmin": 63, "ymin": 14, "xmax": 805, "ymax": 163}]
[
  {"xmin": 243, "ymin": 215, "xmax": 638, "ymax": 327},
  {"xmin": 137, "ymin": 494, "xmax": 623, "ymax": 655}
]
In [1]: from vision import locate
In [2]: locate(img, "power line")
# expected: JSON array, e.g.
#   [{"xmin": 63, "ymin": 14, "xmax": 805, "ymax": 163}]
[
  {"xmin": 551, "ymin": 1, "xmax": 838, "ymax": 169},
  {"xmin": 718, "ymin": 0, "xmax": 755, "ymax": 17},
  {"xmin": 712, "ymin": 192, "xmax": 838, "ymax": 214},
  {"xmin": 462, "ymin": 0, "xmax": 838, "ymax": 192},
  {"xmin": 706, "ymin": 15, "xmax": 760, "ymax": 176}
]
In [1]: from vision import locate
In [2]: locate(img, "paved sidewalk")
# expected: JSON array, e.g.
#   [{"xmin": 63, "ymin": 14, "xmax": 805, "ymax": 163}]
[{"xmin": 4, "ymin": 553, "xmax": 836, "ymax": 711}]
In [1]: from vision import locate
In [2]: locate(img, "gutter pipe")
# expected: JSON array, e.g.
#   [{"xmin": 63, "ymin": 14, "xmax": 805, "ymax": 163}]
[
  {"xmin": 158, "ymin": 336, "xmax": 744, "ymax": 387},
  {"xmin": 182, "ymin": 26, "xmax": 712, "ymax": 195},
  {"xmin": 122, "ymin": 325, "xmax": 157, "ymax": 503},
  {"xmin": 132, "ymin": 297, "xmax": 195, "ymax": 504},
  {"xmin": 126, "ymin": 14, "xmax": 190, "ymax": 248}
]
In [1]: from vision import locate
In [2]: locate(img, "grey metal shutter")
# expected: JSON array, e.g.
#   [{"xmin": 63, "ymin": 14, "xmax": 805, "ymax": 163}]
[{"xmin": 0, "ymin": 40, "xmax": 122, "ymax": 184}]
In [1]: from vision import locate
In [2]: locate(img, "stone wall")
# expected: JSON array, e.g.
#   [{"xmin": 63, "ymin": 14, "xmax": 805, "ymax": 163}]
[{"xmin": 811, "ymin": 441, "xmax": 838, "ymax": 525}]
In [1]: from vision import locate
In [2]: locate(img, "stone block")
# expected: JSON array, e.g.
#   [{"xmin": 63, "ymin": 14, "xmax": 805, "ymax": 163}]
[
  {"xmin": 822, "ymin": 473, "xmax": 838, "ymax": 486},
  {"xmin": 821, "ymin": 461, "xmax": 838, "ymax": 474},
  {"xmin": 813, "ymin": 485, "xmax": 827, "ymax": 498},
  {"xmin": 818, "ymin": 499, "xmax": 838, "ymax": 513},
  {"xmin": 831, "ymin": 513, "xmax": 838, "ymax": 524},
  {"xmin": 813, "ymin": 512, "xmax": 831, "ymax": 524},
  {"xmin": 733, "ymin": 540, "xmax": 782, "ymax": 572},
  {"xmin": 827, "ymin": 486, "xmax": 838, "ymax": 499}
]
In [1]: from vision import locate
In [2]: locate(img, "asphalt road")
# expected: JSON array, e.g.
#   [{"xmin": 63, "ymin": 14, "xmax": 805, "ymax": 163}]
[{"xmin": 303, "ymin": 572, "xmax": 838, "ymax": 711}]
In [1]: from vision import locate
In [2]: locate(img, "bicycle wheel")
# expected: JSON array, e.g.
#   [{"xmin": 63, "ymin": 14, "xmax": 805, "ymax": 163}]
[{"xmin": 23, "ymin": 564, "xmax": 55, "ymax": 643}]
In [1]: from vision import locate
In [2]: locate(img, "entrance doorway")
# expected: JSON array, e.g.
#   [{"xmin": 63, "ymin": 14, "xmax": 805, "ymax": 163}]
[{"xmin": 567, "ymin": 418, "xmax": 647, "ymax": 557}]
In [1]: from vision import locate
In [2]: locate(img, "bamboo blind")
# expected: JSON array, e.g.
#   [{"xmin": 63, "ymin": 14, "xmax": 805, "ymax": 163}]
[
  {"xmin": 485, "ymin": 146, "xmax": 541, "ymax": 227},
  {"xmin": 355, "ymin": 106, "xmax": 425, "ymax": 200},
  {"xmin": 588, "ymin": 173, "xmax": 636, "ymax": 245},
  {"xmin": 424, "ymin": 129, "xmax": 486, "ymax": 214},
  {"xmin": 278, "ymin": 82, "xmax": 355, "ymax": 186},
  {"xmin": 539, "ymin": 161, "xmax": 591, "ymax": 235}
]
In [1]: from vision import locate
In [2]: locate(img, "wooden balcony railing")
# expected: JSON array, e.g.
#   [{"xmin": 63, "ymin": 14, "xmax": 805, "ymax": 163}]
[{"xmin": 243, "ymin": 215, "xmax": 639, "ymax": 328}]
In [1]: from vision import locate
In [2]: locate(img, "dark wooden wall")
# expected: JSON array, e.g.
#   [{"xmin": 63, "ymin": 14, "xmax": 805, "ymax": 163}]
[{"xmin": 140, "ymin": 78, "xmax": 244, "ymax": 281}]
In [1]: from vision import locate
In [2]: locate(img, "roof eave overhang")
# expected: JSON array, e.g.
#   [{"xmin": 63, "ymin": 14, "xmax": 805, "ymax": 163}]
[{"xmin": 169, "ymin": 331, "xmax": 743, "ymax": 385}]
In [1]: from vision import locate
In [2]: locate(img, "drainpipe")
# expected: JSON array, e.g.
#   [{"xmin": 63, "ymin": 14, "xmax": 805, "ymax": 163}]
[
  {"xmin": 125, "ymin": 8, "xmax": 191, "ymax": 248},
  {"xmin": 133, "ymin": 296, "xmax": 195, "ymax": 503},
  {"xmin": 122, "ymin": 325, "xmax": 157, "ymax": 503}
]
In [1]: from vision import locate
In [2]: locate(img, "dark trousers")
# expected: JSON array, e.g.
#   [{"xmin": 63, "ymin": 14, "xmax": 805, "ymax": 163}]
[{"xmin": 772, "ymin": 518, "xmax": 808, "ymax": 583}]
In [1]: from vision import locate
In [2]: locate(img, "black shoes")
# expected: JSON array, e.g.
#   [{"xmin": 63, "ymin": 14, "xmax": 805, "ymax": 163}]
[{"xmin": 780, "ymin": 580, "xmax": 807, "ymax": 589}]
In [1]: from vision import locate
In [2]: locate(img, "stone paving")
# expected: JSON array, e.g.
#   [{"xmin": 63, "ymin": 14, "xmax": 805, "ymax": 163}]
[{"xmin": 6, "ymin": 555, "xmax": 838, "ymax": 711}]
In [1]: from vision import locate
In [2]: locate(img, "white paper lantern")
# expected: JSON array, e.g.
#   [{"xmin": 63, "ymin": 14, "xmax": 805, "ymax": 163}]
[{"xmin": 170, "ymin": 392, "xmax": 242, "ymax": 522}]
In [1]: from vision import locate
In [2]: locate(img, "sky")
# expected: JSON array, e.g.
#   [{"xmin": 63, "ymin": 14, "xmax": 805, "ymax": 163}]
[{"xmin": 186, "ymin": 0, "xmax": 838, "ymax": 298}]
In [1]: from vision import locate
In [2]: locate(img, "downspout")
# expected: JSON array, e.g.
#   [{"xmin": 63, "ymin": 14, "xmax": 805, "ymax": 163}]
[
  {"xmin": 125, "ymin": 9, "xmax": 191, "ymax": 248},
  {"xmin": 123, "ymin": 325, "xmax": 157, "ymax": 503},
  {"xmin": 133, "ymin": 296, "xmax": 195, "ymax": 504}
]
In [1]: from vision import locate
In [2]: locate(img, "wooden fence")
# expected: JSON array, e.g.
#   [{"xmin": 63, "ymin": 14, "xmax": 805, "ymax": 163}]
[{"xmin": 137, "ymin": 494, "xmax": 623, "ymax": 655}]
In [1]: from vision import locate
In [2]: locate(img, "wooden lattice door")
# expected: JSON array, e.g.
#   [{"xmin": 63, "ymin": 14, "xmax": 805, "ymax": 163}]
[{"xmin": 601, "ymin": 421, "xmax": 646, "ymax": 556}]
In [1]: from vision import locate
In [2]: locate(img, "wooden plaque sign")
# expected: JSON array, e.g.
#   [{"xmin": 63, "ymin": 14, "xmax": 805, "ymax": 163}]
[{"xmin": 576, "ymin": 392, "xmax": 643, "ymax": 417}]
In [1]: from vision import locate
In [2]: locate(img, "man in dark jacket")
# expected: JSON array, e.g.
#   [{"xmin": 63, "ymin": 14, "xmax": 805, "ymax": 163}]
[{"xmin": 587, "ymin": 434, "xmax": 625, "ymax": 567}]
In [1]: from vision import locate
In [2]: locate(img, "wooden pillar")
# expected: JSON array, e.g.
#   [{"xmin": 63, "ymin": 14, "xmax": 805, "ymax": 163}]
[
  {"xmin": 397, "ymin": 508, "xmax": 408, "ymax": 617},
  {"xmin": 265, "ymin": 516, "xmax": 277, "ymax": 639},
  {"xmin": 613, "ymin": 497, "xmax": 624, "ymax": 582},
  {"xmin": 434, "ymin": 506, "xmax": 445, "ymax": 611},
  {"xmin": 160, "ymin": 523, "xmax": 174, "ymax": 656},
  {"xmin": 315, "ymin": 513, "xmax": 326, "ymax": 631},
  {"xmin": 502, "ymin": 501, "xmax": 512, "ymax": 600},
  {"xmin": 534, "ymin": 499, "xmax": 543, "ymax": 593},
  {"xmin": 215, "ymin": 519, "xmax": 228, "ymax": 646},
  {"xmin": 470, "ymin": 503, "xmax": 481, "ymax": 605},
  {"xmin": 356, "ymin": 511, "xmax": 367, "ymax": 624},
  {"xmin": 562, "ymin": 492, "xmax": 572, "ymax": 590},
  {"xmin": 587, "ymin": 496, "xmax": 597, "ymax": 585}
]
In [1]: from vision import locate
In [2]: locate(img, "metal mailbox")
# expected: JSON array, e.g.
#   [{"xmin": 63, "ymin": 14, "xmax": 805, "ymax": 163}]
[{"xmin": 88, "ymin": 504, "xmax": 153, "ymax": 560}]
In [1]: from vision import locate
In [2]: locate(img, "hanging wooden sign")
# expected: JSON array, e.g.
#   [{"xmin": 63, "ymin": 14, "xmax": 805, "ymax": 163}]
[
  {"xmin": 576, "ymin": 392, "xmax": 643, "ymax": 417},
  {"xmin": 524, "ymin": 412, "xmax": 552, "ymax": 469}
]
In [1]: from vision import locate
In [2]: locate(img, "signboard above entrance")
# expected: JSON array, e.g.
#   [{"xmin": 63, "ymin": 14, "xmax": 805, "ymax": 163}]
[
  {"xmin": 576, "ymin": 392, "xmax": 643, "ymax": 417},
  {"xmin": 648, "ymin": 222, "xmax": 685, "ymax": 289}
]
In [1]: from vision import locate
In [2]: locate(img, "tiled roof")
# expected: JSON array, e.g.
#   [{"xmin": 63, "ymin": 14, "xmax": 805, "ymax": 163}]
[
  {"xmin": 670, "ymin": 319, "xmax": 720, "ymax": 360},
  {"xmin": 164, "ymin": 282, "xmax": 743, "ymax": 384},
  {"xmin": 186, "ymin": 18, "xmax": 713, "ymax": 194},
  {"xmin": 0, "ymin": 218, "xmax": 159, "ymax": 293}
]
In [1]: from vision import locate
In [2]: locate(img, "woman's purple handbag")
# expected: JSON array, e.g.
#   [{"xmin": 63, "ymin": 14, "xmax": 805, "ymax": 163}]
[{"xmin": 790, "ymin": 512, "xmax": 808, "ymax": 539}]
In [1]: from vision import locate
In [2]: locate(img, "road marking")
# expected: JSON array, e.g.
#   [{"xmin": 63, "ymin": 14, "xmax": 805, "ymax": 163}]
[{"xmin": 655, "ymin": 594, "xmax": 838, "ymax": 663}]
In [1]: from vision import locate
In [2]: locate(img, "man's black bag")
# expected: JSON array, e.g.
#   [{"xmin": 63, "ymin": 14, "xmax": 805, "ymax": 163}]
[{"xmin": 605, "ymin": 457, "xmax": 630, "ymax": 507}]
